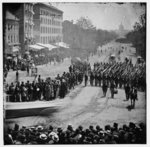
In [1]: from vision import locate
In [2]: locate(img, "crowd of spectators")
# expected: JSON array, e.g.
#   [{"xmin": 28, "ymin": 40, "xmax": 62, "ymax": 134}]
[
  {"xmin": 5, "ymin": 65, "xmax": 84, "ymax": 102},
  {"xmin": 4, "ymin": 122, "xmax": 146, "ymax": 144}
]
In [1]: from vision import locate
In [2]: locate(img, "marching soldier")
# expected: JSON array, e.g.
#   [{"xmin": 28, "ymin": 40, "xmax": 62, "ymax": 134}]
[
  {"xmin": 102, "ymin": 80, "xmax": 108, "ymax": 97},
  {"xmin": 110, "ymin": 80, "xmax": 116, "ymax": 98},
  {"xmin": 98, "ymin": 72, "xmax": 102, "ymax": 87},
  {"xmin": 130, "ymin": 87, "xmax": 138, "ymax": 108},
  {"xmin": 90, "ymin": 72, "xmax": 94, "ymax": 86},
  {"xmin": 124, "ymin": 83, "xmax": 130, "ymax": 101},
  {"xmin": 84, "ymin": 73, "xmax": 88, "ymax": 86},
  {"xmin": 95, "ymin": 72, "xmax": 98, "ymax": 86}
]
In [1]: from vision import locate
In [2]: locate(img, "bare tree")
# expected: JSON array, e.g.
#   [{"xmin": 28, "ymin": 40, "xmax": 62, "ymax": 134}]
[{"xmin": 76, "ymin": 17, "xmax": 95, "ymax": 30}]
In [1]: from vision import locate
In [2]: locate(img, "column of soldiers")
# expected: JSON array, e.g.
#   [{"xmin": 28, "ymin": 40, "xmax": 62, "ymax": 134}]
[
  {"xmin": 5, "ymin": 67, "xmax": 84, "ymax": 102},
  {"xmin": 84, "ymin": 60, "xmax": 145, "ymax": 107}
]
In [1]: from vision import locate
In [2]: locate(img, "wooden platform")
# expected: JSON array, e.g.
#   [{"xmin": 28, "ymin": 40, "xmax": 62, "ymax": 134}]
[{"xmin": 4, "ymin": 100, "xmax": 65, "ymax": 119}]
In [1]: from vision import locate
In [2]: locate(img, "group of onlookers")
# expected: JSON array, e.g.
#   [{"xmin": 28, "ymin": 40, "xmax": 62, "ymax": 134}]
[
  {"xmin": 4, "ymin": 122, "xmax": 146, "ymax": 144},
  {"xmin": 5, "ymin": 68, "xmax": 84, "ymax": 102}
]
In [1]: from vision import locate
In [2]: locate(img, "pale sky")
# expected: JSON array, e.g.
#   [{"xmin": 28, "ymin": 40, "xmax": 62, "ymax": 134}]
[{"xmin": 52, "ymin": 2, "xmax": 145, "ymax": 30}]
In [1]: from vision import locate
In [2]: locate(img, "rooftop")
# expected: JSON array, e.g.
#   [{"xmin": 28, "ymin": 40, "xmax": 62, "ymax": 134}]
[
  {"xmin": 35, "ymin": 2, "xmax": 63, "ymax": 13},
  {"xmin": 6, "ymin": 11, "xmax": 19, "ymax": 21}
]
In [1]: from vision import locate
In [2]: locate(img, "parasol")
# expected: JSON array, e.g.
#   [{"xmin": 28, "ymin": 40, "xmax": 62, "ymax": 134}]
[
  {"xmin": 6, "ymin": 56, "xmax": 12, "ymax": 59},
  {"xmin": 25, "ymin": 51, "xmax": 30, "ymax": 54},
  {"xmin": 137, "ymin": 56, "xmax": 142, "ymax": 59},
  {"xmin": 111, "ymin": 54, "xmax": 115, "ymax": 57}
]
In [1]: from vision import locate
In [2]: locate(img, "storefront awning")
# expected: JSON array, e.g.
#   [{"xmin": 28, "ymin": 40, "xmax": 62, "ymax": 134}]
[
  {"xmin": 55, "ymin": 42, "xmax": 70, "ymax": 49},
  {"xmin": 29, "ymin": 44, "xmax": 46, "ymax": 51},
  {"xmin": 12, "ymin": 46, "xmax": 19, "ymax": 52},
  {"xmin": 36, "ymin": 43, "xmax": 57, "ymax": 51}
]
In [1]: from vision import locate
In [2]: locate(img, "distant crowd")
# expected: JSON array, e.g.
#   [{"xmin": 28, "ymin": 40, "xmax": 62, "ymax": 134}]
[{"xmin": 4, "ymin": 122, "xmax": 146, "ymax": 144}]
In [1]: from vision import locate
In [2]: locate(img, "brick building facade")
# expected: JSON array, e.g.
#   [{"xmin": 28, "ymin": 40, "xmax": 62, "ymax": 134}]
[
  {"xmin": 33, "ymin": 3, "xmax": 63, "ymax": 44},
  {"xmin": 15, "ymin": 3, "xmax": 34, "ymax": 54},
  {"xmin": 5, "ymin": 11, "xmax": 20, "ymax": 54}
]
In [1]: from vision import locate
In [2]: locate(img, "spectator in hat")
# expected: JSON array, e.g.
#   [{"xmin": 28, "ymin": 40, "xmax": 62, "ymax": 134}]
[
  {"xmin": 37, "ymin": 134, "xmax": 48, "ymax": 144},
  {"xmin": 48, "ymin": 131, "xmax": 59, "ymax": 144},
  {"xmin": 113, "ymin": 123, "xmax": 118, "ymax": 131}
]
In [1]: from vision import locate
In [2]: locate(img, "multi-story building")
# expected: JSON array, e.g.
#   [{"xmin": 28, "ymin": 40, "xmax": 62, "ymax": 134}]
[
  {"xmin": 5, "ymin": 10, "xmax": 20, "ymax": 53},
  {"xmin": 12, "ymin": 3, "xmax": 35, "ymax": 54},
  {"xmin": 3, "ymin": 3, "xmax": 35, "ymax": 54},
  {"xmin": 33, "ymin": 3, "xmax": 63, "ymax": 44}
]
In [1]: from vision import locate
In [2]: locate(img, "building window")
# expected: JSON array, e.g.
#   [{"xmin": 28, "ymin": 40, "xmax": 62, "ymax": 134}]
[
  {"xmin": 10, "ymin": 35, "xmax": 12, "ymax": 43},
  {"xmin": 8, "ymin": 35, "xmax": 10, "ymax": 42},
  {"xmin": 17, "ymin": 35, "xmax": 18, "ymax": 43},
  {"xmin": 25, "ymin": 4, "xmax": 28, "ymax": 11}
]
